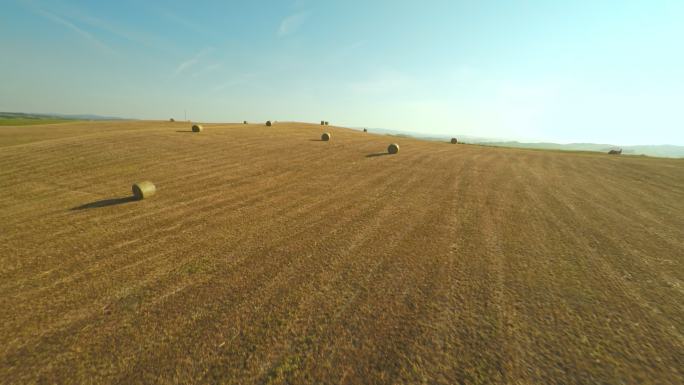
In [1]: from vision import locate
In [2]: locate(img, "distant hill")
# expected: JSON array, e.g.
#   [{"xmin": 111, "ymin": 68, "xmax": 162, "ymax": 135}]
[
  {"xmin": 357, "ymin": 127, "xmax": 684, "ymax": 158},
  {"xmin": 478, "ymin": 141, "xmax": 684, "ymax": 158},
  {"xmin": 0, "ymin": 112, "xmax": 129, "ymax": 121},
  {"xmin": 358, "ymin": 127, "xmax": 493, "ymax": 144}
]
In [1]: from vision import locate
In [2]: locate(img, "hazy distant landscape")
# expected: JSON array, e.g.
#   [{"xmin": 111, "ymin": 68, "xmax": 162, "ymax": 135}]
[
  {"xmin": 0, "ymin": 112, "xmax": 127, "ymax": 125},
  {"xmin": 480, "ymin": 141, "xmax": 684, "ymax": 158},
  {"xmin": 362, "ymin": 127, "xmax": 684, "ymax": 158},
  {"xmin": 3, "ymin": 113, "xmax": 681, "ymax": 158}
]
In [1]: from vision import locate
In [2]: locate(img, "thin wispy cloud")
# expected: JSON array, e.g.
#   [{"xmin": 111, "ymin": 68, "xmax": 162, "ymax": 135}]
[
  {"xmin": 175, "ymin": 57, "xmax": 200, "ymax": 76},
  {"xmin": 174, "ymin": 48, "xmax": 213, "ymax": 77},
  {"xmin": 191, "ymin": 63, "xmax": 222, "ymax": 78},
  {"xmin": 159, "ymin": 9, "xmax": 209, "ymax": 36},
  {"xmin": 133, "ymin": 2, "xmax": 210, "ymax": 36},
  {"xmin": 277, "ymin": 11, "xmax": 310, "ymax": 37},
  {"xmin": 21, "ymin": 0, "xmax": 114, "ymax": 54},
  {"xmin": 56, "ymin": 6, "xmax": 175, "ymax": 54}
]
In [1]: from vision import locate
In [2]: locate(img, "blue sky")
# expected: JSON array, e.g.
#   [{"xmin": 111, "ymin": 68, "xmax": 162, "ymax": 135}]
[{"xmin": 1, "ymin": 0, "xmax": 683, "ymax": 145}]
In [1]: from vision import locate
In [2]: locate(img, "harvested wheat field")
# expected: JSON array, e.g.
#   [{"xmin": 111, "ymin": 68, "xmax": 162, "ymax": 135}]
[{"xmin": 0, "ymin": 120, "xmax": 683, "ymax": 384}]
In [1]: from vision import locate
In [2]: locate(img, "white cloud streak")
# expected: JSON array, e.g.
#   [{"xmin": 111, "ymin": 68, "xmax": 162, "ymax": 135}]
[
  {"xmin": 59, "ymin": 7, "xmax": 175, "ymax": 54},
  {"xmin": 277, "ymin": 11, "xmax": 310, "ymax": 37},
  {"xmin": 159, "ymin": 10, "xmax": 209, "ymax": 36},
  {"xmin": 191, "ymin": 63, "xmax": 222, "ymax": 78},
  {"xmin": 174, "ymin": 48, "xmax": 213, "ymax": 77},
  {"xmin": 22, "ymin": 0, "xmax": 115, "ymax": 54}
]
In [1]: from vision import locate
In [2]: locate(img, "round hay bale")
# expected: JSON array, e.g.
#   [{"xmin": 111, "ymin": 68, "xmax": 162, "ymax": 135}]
[
  {"xmin": 321, "ymin": 132, "xmax": 331, "ymax": 141},
  {"xmin": 324, "ymin": 121, "xmax": 329, "ymax": 125},
  {"xmin": 243, "ymin": 120, "xmax": 248, "ymax": 124},
  {"xmin": 192, "ymin": 124, "xmax": 203, "ymax": 132},
  {"xmin": 266, "ymin": 120, "xmax": 272, "ymax": 126},
  {"xmin": 321, "ymin": 120, "xmax": 325, "ymax": 125},
  {"xmin": 388, "ymin": 143, "xmax": 400, "ymax": 154},
  {"xmin": 363, "ymin": 128, "xmax": 368, "ymax": 132},
  {"xmin": 132, "ymin": 181, "xmax": 156, "ymax": 200},
  {"xmin": 451, "ymin": 137, "xmax": 458, "ymax": 144},
  {"xmin": 170, "ymin": 118, "xmax": 175, "ymax": 122}
]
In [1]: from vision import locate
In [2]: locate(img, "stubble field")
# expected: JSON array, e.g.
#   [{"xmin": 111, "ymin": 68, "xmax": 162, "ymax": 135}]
[{"xmin": 0, "ymin": 121, "xmax": 682, "ymax": 384}]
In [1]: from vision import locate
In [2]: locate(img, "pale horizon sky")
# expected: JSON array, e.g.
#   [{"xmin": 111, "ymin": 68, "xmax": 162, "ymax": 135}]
[{"xmin": 1, "ymin": 0, "xmax": 683, "ymax": 145}]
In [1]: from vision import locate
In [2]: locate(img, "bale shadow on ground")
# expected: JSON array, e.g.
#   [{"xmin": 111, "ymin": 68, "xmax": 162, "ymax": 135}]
[
  {"xmin": 366, "ymin": 152, "xmax": 390, "ymax": 157},
  {"xmin": 175, "ymin": 130, "xmax": 194, "ymax": 133},
  {"xmin": 71, "ymin": 196, "xmax": 137, "ymax": 210}
]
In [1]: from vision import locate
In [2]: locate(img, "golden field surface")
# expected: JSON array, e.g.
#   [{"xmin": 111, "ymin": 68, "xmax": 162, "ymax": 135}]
[{"xmin": 0, "ymin": 121, "xmax": 682, "ymax": 384}]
